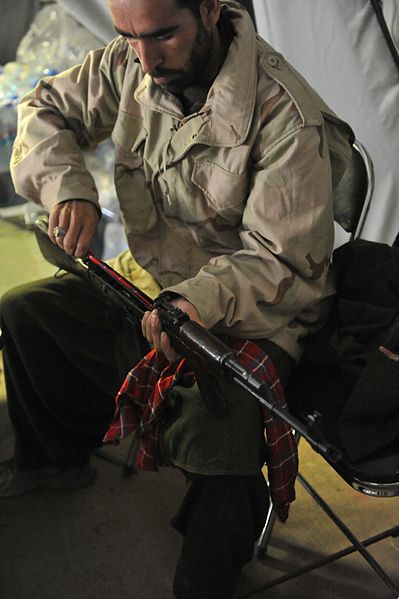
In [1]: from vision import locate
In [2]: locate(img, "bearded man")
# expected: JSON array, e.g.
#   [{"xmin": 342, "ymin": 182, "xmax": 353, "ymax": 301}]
[{"xmin": 0, "ymin": 1, "xmax": 353, "ymax": 597}]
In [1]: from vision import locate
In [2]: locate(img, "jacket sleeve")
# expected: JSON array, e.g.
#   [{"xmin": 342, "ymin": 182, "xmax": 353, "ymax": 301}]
[
  {"xmin": 10, "ymin": 36, "xmax": 128, "ymax": 213},
  {"xmin": 166, "ymin": 122, "xmax": 343, "ymax": 345}
]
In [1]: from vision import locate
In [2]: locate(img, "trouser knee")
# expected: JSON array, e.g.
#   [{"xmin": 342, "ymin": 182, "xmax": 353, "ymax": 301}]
[
  {"xmin": 0, "ymin": 285, "xmax": 25, "ymax": 327},
  {"xmin": 0, "ymin": 279, "xmax": 53, "ymax": 332}
]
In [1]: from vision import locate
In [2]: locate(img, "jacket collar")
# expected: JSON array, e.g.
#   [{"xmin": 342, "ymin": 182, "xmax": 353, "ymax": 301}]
[{"xmin": 134, "ymin": 1, "xmax": 257, "ymax": 148}]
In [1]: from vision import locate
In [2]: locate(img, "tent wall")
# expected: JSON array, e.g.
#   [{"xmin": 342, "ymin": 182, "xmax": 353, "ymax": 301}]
[
  {"xmin": 253, "ymin": 0, "xmax": 399, "ymax": 245},
  {"xmin": 57, "ymin": 0, "xmax": 116, "ymax": 43}
]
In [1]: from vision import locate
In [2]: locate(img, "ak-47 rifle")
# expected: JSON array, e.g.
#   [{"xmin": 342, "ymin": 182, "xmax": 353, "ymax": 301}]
[{"xmin": 34, "ymin": 216, "xmax": 341, "ymax": 464}]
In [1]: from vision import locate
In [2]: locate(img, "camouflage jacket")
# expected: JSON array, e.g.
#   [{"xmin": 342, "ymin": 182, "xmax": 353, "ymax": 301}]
[{"xmin": 11, "ymin": 1, "xmax": 353, "ymax": 361}]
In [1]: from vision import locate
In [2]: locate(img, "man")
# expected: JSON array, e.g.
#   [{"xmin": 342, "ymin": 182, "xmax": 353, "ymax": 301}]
[{"xmin": 0, "ymin": 1, "xmax": 353, "ymax": 597}]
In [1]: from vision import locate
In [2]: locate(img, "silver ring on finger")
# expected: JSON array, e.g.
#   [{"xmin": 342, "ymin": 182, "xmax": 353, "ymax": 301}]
[{"xmin": 53, "ymin": 226, "xmax": 66, "ymax": 238}]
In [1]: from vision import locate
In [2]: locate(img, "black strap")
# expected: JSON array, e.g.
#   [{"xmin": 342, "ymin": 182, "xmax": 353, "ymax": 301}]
[{"xmin": 369, "ymin": 0, "xmax": 399, "ymax": 74}]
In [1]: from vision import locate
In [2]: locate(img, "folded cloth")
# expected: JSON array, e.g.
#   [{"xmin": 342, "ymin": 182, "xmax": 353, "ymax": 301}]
[{"xmin": 104, "ymin": 339, "xmax": 298, "ymax": 521}]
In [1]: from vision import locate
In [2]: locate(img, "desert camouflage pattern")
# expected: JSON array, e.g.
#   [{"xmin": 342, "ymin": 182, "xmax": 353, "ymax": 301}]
[{"xmin": 11, "ymin": 1, "xmax": 353, "ymax": 361}]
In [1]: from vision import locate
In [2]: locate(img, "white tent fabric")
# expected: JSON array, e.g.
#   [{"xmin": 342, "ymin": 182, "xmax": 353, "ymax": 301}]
[
  {"xmin": 57, "ymin": 0, "xmax": 116, "ymax": 44},
  {"xmin": 383, "ymin": 0, "xmax": 399, "ymax": 51},
  {"xmin": 254, "ymin": 0, "xmax": 399, "ymax": 245}
]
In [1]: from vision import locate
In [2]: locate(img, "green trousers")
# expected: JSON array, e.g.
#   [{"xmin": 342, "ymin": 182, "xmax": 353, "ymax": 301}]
[{"xmin": 1, "ymin": 271, "xmax": 293, "ymax": 599}]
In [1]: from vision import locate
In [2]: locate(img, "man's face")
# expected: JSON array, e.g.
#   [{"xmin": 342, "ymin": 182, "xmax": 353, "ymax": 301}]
[{"xmin": 109, "ymin": 0, "xmax": 216, "ymax": 93}]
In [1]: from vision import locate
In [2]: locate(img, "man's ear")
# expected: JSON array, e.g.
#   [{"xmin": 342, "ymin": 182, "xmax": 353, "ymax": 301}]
[{"xmin": 200, "ymin": 0, "xmax": 221, "ymax": 29}]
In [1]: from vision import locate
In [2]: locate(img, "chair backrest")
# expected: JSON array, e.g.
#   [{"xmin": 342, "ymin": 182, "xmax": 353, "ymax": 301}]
[{"xmin": 332, "ymin": 140, "xmax": 374, "ymax": 239}]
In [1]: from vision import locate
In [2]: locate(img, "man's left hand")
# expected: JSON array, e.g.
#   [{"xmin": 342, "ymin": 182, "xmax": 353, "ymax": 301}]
[{"xmin": 141, "ymin": 297, "xmax": 205, "ymax": 363}]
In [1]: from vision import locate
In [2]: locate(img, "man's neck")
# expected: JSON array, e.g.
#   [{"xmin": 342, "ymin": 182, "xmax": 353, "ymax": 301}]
[
  {"xmin": 204, "ymin": 9, "xmax": 233, "ymax": 86},
  {"xmin": 205, "ymin": 25, "xmax": 226, "ymax": 85},
  {"xmin": 177, "ymin": 10, "xmax": 235, "ymax": 115}
]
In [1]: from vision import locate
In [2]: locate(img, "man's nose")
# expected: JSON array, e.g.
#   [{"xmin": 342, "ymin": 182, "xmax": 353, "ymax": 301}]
[{"xmin": 133, "ymin": 39, "xmax": 162, "ymax": 74}]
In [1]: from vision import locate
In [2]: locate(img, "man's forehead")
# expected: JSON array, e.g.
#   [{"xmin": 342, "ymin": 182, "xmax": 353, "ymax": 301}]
[
  {"xmin": 109, "ymin": 0, "xmax": 188, "ymax": 33},
  {"xmin": 109, "ymin": 0, "xmax": 183, "ymax": 16}
]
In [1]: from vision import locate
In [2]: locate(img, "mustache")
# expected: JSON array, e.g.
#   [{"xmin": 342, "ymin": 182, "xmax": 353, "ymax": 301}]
[{"xmin": 148, "ymin": 67, "xmax": 181, "ymax": 78}]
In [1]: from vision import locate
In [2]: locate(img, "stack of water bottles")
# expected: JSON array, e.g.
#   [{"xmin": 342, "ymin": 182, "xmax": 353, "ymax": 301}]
[
  {"xmin": 0, "ymin": 2, "xmax": 126, "ymax": 257},
  {"xmin": 0, "ymin": 2, "xmax": 107, "ymax": 174}
]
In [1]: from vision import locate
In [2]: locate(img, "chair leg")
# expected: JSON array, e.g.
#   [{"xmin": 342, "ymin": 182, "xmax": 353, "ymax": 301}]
[
  {"xmin": 237, "ymin": 525, "xmax": 399, "ymax": 598},
  {"xmin": 297, "ymin": 472, "xmax": 399, "ymax": 596},
  {"xmin": 122, "ymin": 433, "xmax": 138, "ymax": 478},
  {"xmin": 256, "ymin": 500, "xmax": 277, "ymax": 558},
  {"xmin": 256, "ymin": 432, "xmax": 300, "ymax": 558},
  {"xmin": 237, "ymin": 472, "xmax": 399, "ymax": 599},
  {"xmin": 92, "ymin": 433, "xmax": 138, "ymax": 478}
]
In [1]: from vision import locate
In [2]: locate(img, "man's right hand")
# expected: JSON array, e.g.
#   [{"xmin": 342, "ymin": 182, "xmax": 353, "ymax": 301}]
[{"xmin": 48, "ymin": 200, "xmax": 100, "ymax": 258}]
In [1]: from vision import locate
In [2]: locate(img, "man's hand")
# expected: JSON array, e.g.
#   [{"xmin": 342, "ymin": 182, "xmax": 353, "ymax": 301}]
[
  {"xmin": 141, "ymin": 297, "xmax": 206, "ymax": 363},
  {"xmin": 48, "ymin": 200, "xmax": 100, "ymax": 258}
]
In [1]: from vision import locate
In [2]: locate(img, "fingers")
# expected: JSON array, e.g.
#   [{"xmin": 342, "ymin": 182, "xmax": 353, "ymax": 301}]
[
  {"xmin": 141, "ymin": 309, "xmax": 180, "ymax": 363},
  {"xmin": 48, "ymin": 200, "xmax": 99, "ymax": 257},
  {"xmin": 66, "ymin": 215, "xmax": 92, "ymax": 258},
  {"xmin": 141, "ymin": 298, "xmax": 205, "ymax": 363},
  {"xmin": 51, "ymin": 209, "xmax": 71, "ymax": 250},
  {"xmin": 48, "ymin": 205, "xmax": 65, "ymax": 243}
]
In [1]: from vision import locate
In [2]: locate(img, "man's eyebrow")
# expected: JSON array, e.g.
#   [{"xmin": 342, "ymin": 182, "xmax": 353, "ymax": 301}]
[{"xmin": 114, "ymin": 25, "xmax": 179, "ymax": 40}]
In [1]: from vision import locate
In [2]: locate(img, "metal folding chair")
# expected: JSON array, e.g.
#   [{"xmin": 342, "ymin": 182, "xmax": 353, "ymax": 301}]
[{"xmin": 240, "ymin": 141, "xmax": 399, "ymax": 598}]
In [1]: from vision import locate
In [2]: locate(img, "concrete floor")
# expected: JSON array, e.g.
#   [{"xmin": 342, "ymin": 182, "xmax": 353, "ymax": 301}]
[{"xmin": 1, "ymin": 215, "xmax": 399, "ymax": 599}]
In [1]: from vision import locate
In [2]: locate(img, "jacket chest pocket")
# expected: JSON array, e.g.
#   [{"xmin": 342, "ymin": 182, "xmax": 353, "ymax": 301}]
[
  {"xmin": 191, "ymin": 160, "xmax": 249, "ymax": 222},
  {"xmin": 160, "ymin": 159, "xmax": 249, "ymax": 226}
]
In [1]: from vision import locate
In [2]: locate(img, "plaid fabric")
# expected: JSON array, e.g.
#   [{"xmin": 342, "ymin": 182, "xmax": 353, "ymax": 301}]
[{"xmin": 104, "ymin": 339, "xmax": 298, "ymax": 521}]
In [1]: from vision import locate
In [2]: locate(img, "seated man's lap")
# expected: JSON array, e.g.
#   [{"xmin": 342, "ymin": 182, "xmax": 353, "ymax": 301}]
[
  {"xmin": 1, "ymin": 274, "xmax": 293, "ymax": 476},
  {"xmin": 163, "ymin": 339, "xmax": 294, "ymax": 476}
]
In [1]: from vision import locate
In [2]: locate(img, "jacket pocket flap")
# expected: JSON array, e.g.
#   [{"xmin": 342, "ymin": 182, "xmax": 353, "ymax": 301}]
[{"xmin": 192, "ymin": 160, "xmax": 248, "ymax": 212}]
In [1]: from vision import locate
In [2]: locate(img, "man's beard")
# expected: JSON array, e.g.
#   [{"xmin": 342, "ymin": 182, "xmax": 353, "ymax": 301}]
[{"xmin": 150, "ymin": 21, "xmax": 213, "ymax": 94}]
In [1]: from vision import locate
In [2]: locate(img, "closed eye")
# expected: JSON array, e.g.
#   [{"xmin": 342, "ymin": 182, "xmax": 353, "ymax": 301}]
[
  {"xmin": 114, "ymin": 25, "xmax": 179, "ymax": 42},
  {"xmin": 156, "ymin": 32, "xmax": 175, "ymax": 41}
]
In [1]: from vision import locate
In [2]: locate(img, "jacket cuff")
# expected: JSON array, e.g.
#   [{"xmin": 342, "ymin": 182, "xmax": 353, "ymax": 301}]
[{"xmin": 163, "ymin": 276, "xmax": 232, "ymax": 330}]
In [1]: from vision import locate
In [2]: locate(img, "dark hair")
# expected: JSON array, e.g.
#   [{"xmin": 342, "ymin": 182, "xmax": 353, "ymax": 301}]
[{"xmin": 175, "ymin": 0, "xmax": 212, "ymax": 17}]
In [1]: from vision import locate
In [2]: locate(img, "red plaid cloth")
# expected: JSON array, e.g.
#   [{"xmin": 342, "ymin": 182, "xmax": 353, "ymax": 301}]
[{"xmin": 104, "ymin": 339, "xmax": 298, "ymax": 521}]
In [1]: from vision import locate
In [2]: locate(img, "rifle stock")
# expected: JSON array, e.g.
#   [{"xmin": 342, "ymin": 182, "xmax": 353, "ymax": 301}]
[{"xmin": 34, "ymin": 216, "xmax": 341, "ymax": 463}]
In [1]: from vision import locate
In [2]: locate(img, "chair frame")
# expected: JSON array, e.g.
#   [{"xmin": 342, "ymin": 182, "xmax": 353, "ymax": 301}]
[
  {"xmin": 238, "ymin": 141, "xmax": 399, "ymax": 598},
  {"xmin": 349, "ymin": 140, "xmax": 374, "ymax": 240},
  {"xmin": 248, "ymin": 438, "xmax": 399, "ymax": 598}
]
